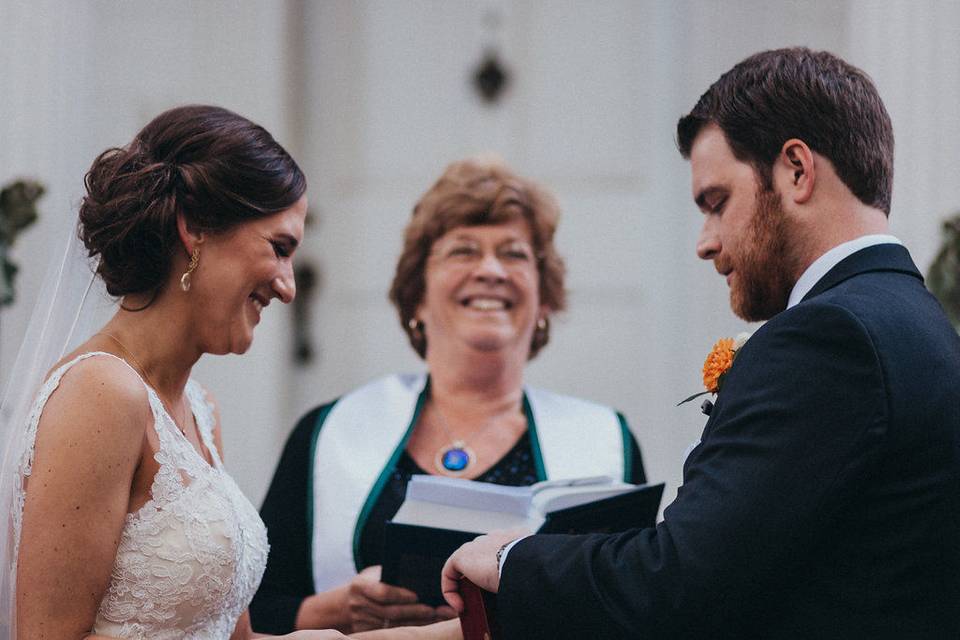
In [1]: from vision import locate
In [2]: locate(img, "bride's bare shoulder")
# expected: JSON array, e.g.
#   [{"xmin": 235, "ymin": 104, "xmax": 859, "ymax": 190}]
[{"xmin": 40, "ymin": 351, "xmax": 152, "ymax": 438}]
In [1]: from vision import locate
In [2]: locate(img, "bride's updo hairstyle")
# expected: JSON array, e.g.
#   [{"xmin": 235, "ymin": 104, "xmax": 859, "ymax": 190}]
[{"xmin": 79, "ymin": 105, "xmax": 306, "ymax": 300}]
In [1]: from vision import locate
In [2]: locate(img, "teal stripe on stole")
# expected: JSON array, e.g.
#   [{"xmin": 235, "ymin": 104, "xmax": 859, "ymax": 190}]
[
  {"xmin": 522, "ymin": 393, "xmax": 548, "ymax": 481},
  {"xmin": 351, "ymin": 378, "xmax": 430, "ymax": 571},
  {"xmin": 617, "ymin": 412, "xmax": 632, "ymax": 483}
]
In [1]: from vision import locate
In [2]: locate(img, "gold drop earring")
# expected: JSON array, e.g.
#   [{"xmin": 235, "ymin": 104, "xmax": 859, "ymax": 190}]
[{"xmin": 180, "ymin": 248, "xmax": 200, "ymax": 292}]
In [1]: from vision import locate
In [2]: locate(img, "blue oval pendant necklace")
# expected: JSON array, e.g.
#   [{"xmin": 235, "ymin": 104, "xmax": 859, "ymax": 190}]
[
  {"xmin": 432, "ymin": 402, "xmax": 503, "ymax": 476},
  {"xmin": 436, "ymin": 439, "xmax": 475, "ymax": 475}
]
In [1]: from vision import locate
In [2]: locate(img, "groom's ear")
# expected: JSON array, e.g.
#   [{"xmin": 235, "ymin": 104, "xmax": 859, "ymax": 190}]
[
  {"xmin": 175, "ymin": 213, "xmax": 205, "ymax": 255},
  {"xmin": 775, "ymin": 138, "xmax": 816, "ymax": 205}
]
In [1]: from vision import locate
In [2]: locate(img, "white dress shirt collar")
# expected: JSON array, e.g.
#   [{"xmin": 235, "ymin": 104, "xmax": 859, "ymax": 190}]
[{"xmin": 786, "ymin": 234, "xmax": 902, "ymax": 309}]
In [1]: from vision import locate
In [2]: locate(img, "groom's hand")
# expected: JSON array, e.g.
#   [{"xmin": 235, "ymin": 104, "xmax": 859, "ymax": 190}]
[{"xmin": 440, "ymin": 529, "xmax": 526, "ymax": 613}]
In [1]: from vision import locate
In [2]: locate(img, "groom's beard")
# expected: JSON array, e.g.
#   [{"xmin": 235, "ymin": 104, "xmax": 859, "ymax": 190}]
[{"xmin": 730, "ymin": 187, "xmax": 802, "ymax": 322}]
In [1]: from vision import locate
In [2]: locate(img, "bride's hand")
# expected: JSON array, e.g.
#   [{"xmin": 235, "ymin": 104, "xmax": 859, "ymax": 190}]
[
  {"xmin": 234, "ymin": 610, "xmax": 348, "ymax": 639},
  {"xmin": 350, "ymin": 618, "xmax": 462, "ymax": 640}
]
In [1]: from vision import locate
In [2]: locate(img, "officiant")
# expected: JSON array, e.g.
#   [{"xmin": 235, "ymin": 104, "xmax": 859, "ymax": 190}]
[{"xmin": 250, "ymin": 156, "xmax": 647, "ymax": 635}]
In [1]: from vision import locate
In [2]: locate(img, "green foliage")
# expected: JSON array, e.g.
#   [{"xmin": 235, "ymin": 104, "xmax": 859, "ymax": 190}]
[
  {"xmin": 0, "ymin": 179, "xmax": 44, "ymax": 306},
  {"xmin": 927, "ymin": 212, "xmax": 960, "ymax": 332}
]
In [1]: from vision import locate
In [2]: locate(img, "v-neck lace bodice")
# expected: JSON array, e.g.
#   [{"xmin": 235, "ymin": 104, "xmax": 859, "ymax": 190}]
[{"xmin": 13, "ymin": 352, "xmax": 268, "ymax": 639}]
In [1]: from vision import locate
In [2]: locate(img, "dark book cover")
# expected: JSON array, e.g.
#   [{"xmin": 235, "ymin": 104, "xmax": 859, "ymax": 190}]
[
  {"xmin": 538, "ymin": 481, "xmax": 664, "ymax": 534},
  {"xmin": 382, "ymin": 482, "xmax": 665, "ymax": 606},
  {"xmin": 381, "ymin": 522, "xmax": 478, "ymax": 607}
]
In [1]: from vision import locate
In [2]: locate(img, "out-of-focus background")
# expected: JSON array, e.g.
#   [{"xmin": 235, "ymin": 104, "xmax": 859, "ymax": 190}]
[{"xmin": 2, "ymin": 0, "xmax": 958, "ymax": 510}]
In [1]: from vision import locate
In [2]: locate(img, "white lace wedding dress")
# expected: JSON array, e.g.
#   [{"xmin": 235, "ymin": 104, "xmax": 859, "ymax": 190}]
[{"xmin": 12, "ymin": 352, "xmax": 269, "ymax": 639}]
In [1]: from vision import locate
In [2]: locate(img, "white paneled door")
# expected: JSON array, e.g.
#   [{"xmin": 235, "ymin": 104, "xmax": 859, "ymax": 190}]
[{"xmin": 294, "ymin": 1, "xmax": 709, "ymax": 508}]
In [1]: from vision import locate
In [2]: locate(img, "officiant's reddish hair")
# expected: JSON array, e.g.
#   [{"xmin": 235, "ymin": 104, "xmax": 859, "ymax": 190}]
[
  {"xmin": 79, "ymin": 105, "xmax": 306, "ymax": 299},
  {"xmin": 389, "ymin": 155, "xmax": 566, "ymax": 359}
]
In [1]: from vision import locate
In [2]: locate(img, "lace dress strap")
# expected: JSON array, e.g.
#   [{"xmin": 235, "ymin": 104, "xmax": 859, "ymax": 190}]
[
  {"xmin": 20, "ymin": 350, "xmax": 204, "ymax": 508},
  {"xmin": 13, "ymin": 351, "xmax": 161, "ymax": 557},
  {"xmin": 20, "ymin": 351, "xmax": 157, "ymax": 475},
  {"xmin": 185, "ymin": 380, "xmax": 223, "ymax": 469}
]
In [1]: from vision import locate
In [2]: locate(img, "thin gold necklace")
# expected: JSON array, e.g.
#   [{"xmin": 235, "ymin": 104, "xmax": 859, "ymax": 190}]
[
  {"xmin": 431, "ymin": 398, "xmax": 521, "ymax": 476},
  {"xmin": 95, "ymin": 332, "xmax": 188, "ymax": 434}
]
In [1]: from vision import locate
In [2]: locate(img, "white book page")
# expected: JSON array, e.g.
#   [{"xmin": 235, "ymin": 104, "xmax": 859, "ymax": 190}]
[
  {"xmin": 405, "ymin": 475, "xmax": 532, "ymax": 516},
  {"xmin": 532, "ymin": 482, "xmax": 635, "ymax": 515},
  {"xmin": 392, "ymin": 500, "xmax": 542, "ymax": 534}
]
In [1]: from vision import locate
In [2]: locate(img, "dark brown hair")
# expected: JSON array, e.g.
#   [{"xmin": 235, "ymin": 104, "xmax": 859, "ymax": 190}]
[
  {"xmin": 79, "ymin": 105, "xmax": 306, "ymax": 298},
  {"xmin": 389, "ymin": 156, "xmax": 566, "ymax": 359},
  {"xmin": 677, "ymin": 47, "xmax": 894, "ymax": 214}
]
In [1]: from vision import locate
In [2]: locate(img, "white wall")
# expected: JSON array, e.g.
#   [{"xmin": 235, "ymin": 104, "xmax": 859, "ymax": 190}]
[
  {"xmin": 846, "ymin": 0, "xmax": 960, "ymax": 270},
  {"xmin": 2, "ymin": 0, "xmax": 957, "ymax": 510}
]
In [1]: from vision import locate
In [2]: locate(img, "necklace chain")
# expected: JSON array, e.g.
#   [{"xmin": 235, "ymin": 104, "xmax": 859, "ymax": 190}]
[
  {"xmin": 95, "ymin": 332, "xmax": 187, "ymax": 434},
  {"xmin": 432, "ymin": 402, "xmax": 503, "ymax": 446},
  {"xmin": 430, "ymin": 397, "xmax": 521, "ymax": 475}
]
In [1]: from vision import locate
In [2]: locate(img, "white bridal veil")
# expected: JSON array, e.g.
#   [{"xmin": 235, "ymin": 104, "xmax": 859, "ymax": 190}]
[{"xmin": 0, "ymin": 224, "xmax": 112, "ymax": 639}]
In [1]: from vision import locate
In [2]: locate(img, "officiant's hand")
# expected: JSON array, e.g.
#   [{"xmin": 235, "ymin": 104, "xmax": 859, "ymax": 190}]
[
  {"xmin": 440, "ymin": 530, "xmax": 524, "ymax": 613},
  {"xmin": 347, "ymin": 565, "xmax": 456, "ymax": 632}
]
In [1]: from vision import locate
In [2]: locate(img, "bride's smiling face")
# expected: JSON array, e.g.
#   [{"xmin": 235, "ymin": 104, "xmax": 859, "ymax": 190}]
[{"xmin": 190, "ymin": 195, "xmax": 307, "ymax": 355}]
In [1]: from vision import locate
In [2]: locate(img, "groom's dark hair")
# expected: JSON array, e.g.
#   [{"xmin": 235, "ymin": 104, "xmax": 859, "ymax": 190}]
[{"xmin": 677, "ymin": 47, "xmax": 894, "ymax": 215}]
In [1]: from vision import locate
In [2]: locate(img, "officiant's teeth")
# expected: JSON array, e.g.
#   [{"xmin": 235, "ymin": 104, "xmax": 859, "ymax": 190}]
[
  {"xmin": 250, "ymin": 295, "xmax": 264, "ymax": 312},
  {"xmin": 467, "ymin": 298, "xmax": 507, "ymax": 311}
]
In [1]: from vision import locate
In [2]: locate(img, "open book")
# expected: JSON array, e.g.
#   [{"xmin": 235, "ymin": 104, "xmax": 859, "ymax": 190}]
[
  {"xmin": 392, "ymin": 474, "xmax": 652, "ymax": 533},
  {"xmin": 382, "ymin": 475, "xmax": 663, "ymax": 605}
]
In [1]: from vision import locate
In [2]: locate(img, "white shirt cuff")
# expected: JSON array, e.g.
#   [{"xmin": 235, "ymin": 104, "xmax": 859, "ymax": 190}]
[{"xmin": 497, "ymin": 535, "xmax": 530, "ymax": 577}]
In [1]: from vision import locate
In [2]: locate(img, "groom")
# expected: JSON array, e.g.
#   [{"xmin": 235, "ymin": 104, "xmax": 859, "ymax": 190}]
[{"xmin": 441, "ymin": 47, "xmax": 960, "ymax": 638}]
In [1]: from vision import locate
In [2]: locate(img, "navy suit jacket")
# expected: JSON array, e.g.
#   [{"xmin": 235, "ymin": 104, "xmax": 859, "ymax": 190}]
[{"xmin": 498, "ymin": 244, "xmax": 960, "ymax": 639}]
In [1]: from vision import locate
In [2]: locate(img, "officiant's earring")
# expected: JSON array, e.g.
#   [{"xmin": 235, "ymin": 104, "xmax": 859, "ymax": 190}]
[
  {"xmin": 180, "ymin": 248, "xmax": 200, "ymax": 292},
  {"xmin": 407, "ymin": 317, "xmax": 424, "ymax": 338},
  {"xmin": 532, "ymin": 316, "xmax": 549, "ymax": 352},
  {"xmin": 408, "ymin": 317, "xmax": 426, "ymax": 353},
  {"xmin": 535, "ymin": 316, "xmax": 548, "ymax": 338}
]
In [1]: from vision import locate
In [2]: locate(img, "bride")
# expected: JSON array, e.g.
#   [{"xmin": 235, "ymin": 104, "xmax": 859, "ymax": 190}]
[{"xmin": 1, "ymin": 105, "xmax": 458, "ymax": 640}]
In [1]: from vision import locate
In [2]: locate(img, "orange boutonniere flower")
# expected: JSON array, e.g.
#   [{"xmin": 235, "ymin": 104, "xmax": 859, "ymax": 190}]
[
  {"xmin": 678, "ymin": 332, "xmax": 752, "ymax": 407},
  {"xmin": 702, "ymin": 337, "xmax": 735, "ymax": 393}
]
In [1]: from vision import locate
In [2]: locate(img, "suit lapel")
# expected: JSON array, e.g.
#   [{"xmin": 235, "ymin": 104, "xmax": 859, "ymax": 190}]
[{"xmin": 801, "ymin": 243, "xmax": 923, "ymax": 303}]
